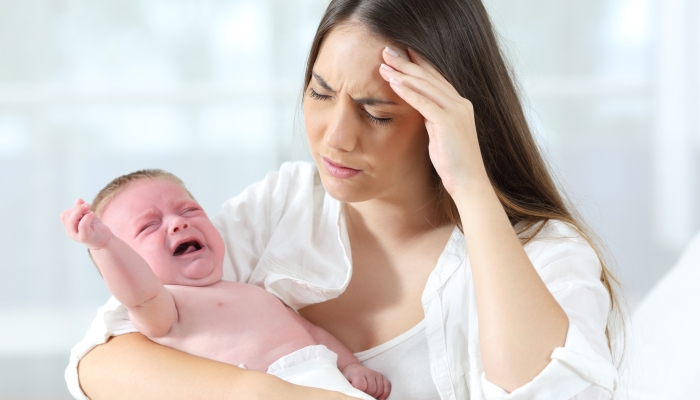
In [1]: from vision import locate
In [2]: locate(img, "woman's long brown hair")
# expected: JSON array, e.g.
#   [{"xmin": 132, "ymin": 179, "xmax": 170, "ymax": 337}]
[{"xmin": 303, "ymin": 0, "xmax": 624, "ymax": 362}]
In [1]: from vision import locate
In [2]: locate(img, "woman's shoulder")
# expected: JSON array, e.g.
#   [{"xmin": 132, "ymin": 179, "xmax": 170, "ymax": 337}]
[
  {"xmin": 263, "ymin": 160, "xmax": 323, "ymax": 198},
  {"xmin": 213, "ymin": 161, "xmax": 345, "ymax": 289},
  {"xmin": 277, "ymin": 160, "xmax": 320, "ymax": 181},
  {"xmin": 217, "ymin": 161, "xmax": 322, "ymax": 212},
  {"xmin": 214, "ymin": 161, "xmax": 333, "ymax": 237}
]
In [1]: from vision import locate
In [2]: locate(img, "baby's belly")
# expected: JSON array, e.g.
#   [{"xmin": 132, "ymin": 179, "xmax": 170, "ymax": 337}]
[{"xmin": 153, "ymin": 283, "xmax": 318, "ymax": 372}]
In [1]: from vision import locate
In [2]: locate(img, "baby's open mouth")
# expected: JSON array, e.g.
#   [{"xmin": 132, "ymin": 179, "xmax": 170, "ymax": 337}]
[{"xmin": 173, "ymin": 240, "xmax": 203, "ymax": 256}]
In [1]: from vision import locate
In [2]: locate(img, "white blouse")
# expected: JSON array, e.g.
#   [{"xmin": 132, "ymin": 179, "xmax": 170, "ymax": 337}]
[{"xmin": 65, "ymin": 161, "xmax": 618, "ymax": 400}]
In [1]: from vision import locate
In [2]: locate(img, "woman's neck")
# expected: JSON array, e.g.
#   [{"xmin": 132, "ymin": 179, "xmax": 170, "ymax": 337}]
[{"xmin": 344, "ymin": 183, "xmax": 452, "ymax": 244}]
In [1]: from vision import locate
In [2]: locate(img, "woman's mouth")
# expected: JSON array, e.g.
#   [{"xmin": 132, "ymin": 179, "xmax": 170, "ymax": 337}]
[{"xmin": 322, "ymin": 157, "xmax": 361, "ymax": 179}]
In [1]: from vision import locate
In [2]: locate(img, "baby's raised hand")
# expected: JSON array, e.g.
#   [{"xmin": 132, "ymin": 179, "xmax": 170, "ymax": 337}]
[
  {"xmin": 60, "ymin": 199, "xmax": 113, "ymax": 250},
  {"xmin": 342, "ymin": 363, "xmax": 391, "ymax": 400}
]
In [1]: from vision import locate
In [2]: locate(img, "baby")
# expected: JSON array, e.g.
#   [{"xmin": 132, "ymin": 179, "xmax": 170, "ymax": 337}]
[{"xmin": 60, "ymin": 169, "xmax": 390, "ymax": 400}]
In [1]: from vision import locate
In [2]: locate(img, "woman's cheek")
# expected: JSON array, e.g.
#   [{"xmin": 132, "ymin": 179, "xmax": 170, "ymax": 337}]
[{"xmin": 304, "ymin": 104, "xmax": 324, "ymax": 150}]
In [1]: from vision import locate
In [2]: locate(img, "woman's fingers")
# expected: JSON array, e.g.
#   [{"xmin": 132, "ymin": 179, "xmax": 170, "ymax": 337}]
[
  {"xmin": 406, "ymin": 48, "xmax": 459, "ymax": 96},
  {"xmin": 380, "ymin": 68, "xmax": 447, "ymax": 123},
  {"xmin": 383, "ymin": 47, "xmax": 462, "ymax": 102},
  {"xmin": 389, "ymin": 79, "xmax": 446, "ymax": 123},
  {"xmin": 380, "ymin": 63, "xmax": 453, "ymax": 110}
]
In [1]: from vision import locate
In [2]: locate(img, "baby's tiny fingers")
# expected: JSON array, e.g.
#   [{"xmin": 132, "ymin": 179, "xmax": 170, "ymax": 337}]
[
  {"xmin": 380, "ymin": 377, "xmax": 391, "ymax": 400},
  {"xmin": 59, "ymin": 208, "xmax": 69, "ymax": 225},
  {"xmin": 65, "ymin": 206, "xmax": 84, "ymax": 231},
  {"xmin": 365, "ymin": 375, "xmax": 377, "ymax": 396},
  {"xmin": 352, "ymin": 375, "xmax": 368, "ymax": 392},
  {"xmin": 373, "ymin": 375, "xmax": 384, "ymax": 397},
  {"xmin": 77, "ymin": 211, "xmax": 94, "ymax": 233}
]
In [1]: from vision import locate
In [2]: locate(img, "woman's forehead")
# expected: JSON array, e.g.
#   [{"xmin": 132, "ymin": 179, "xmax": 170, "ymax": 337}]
[{"xmin": 314, "ymin": 25, "xmax": 401, "ymax": 99}]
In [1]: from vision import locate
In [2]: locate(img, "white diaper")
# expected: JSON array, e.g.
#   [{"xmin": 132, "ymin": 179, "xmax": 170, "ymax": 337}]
[{"xmin": 267, "ymin": 345, "xmax": 375, "ymax": 400}]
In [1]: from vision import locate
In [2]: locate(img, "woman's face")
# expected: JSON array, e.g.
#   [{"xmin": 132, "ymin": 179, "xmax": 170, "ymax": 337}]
[{"xmin": 304, "ymin": 24, "xmax": 432, "ymax": 204}]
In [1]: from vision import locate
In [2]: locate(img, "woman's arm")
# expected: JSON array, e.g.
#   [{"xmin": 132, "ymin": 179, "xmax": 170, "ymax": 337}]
[
  {"xmin": 379, "ymin": 48, "xmax": 568, "ymax": 392},
  {"xmin": 79, "ymin": 333, "xmax": 354, "ymax": 400}
]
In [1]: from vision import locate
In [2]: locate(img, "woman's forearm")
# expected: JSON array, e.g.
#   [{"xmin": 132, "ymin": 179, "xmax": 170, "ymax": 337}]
[
  {"xmin": 453, "ymin": 178, "xmax": 568, "ymax": 393},
  {"xmin": 78, "ymin": 333, "xmax": 352, "ymax": 400}
]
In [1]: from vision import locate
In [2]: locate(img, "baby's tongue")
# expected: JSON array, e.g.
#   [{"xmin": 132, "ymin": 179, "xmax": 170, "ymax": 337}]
[{"xmin": 182, "ymin": 245, "xmax": 198, "ymax": 255}]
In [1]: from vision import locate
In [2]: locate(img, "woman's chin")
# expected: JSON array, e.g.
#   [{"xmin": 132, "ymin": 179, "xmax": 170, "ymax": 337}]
[{"xmin": 321, "ymin": 174, "xmax": 371, "ymax": 203}]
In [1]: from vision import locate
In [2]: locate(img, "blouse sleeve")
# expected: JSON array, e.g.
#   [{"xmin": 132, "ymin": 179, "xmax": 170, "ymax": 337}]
[
  {"xmin": 64, "ymin": 297, "xmax": 136, "ymax": 400},
  {"xmin": 479, "ymin": 221, "xmax": 618, "ymax": 400},
  {"xmin": 64, "ymin": 161, "xmax": 331, "ymax": 399}
]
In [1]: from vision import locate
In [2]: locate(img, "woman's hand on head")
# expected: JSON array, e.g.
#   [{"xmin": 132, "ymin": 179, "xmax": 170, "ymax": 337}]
[{"xmin": 379, "ymin": 47, "xmax": 488, "ymax": 199}]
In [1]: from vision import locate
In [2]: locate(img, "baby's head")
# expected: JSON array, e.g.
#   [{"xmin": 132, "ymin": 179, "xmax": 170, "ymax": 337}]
[{"xmin": 92, "ymin": 169, "xmax": 224, "ymax": 286}]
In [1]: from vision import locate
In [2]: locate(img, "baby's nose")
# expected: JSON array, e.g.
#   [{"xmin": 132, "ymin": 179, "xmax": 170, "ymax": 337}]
[{"xmin": 171, "ymin": 220, "xmax": 190, "ymax": 233}]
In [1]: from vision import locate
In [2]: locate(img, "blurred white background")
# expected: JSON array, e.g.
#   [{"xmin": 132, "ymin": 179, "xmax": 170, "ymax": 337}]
[{"xmin": 0, "ymin": 0, "xmax": 698, "ymax": 398}]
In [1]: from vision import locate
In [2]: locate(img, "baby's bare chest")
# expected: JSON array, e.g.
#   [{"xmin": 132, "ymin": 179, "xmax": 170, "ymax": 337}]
[{"xmin": 158, "ymin": 282, "xmax": 300, "ymax": 348}]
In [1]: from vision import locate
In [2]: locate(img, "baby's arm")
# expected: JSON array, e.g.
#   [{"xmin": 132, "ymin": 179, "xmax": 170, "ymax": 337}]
[
  {"xmin": 61, "ymin": 199, "xmax": 177, "ymax": 338},
  {"xmin": 286, "ymin": 307, "xmax": 391, "ymax": 400}
]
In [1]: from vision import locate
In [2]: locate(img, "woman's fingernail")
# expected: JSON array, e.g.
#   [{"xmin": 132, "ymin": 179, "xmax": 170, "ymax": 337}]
[
  {"xmin": 385, "ymin": 46, "xmax": 399, "ymax": 57},
  {"xmin": 389, "ymin": 78, "xmax": 402, "ymax": 86},
  {"xmin": 380, "ymin": 63, "xmax": 395, "ymax": 71}
]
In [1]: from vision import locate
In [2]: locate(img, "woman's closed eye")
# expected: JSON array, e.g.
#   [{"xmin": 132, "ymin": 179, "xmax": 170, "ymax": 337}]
[
  {"xmin": 309, "ymin": 88, "xmax": 332, "ymax": 101},
  {"xmin": 309, "ymin": 87, "xmax": 393, "ymax": 125},
  {"xmin": 363, "ymin": 110, "xmax": 393, "ymax": 126}
]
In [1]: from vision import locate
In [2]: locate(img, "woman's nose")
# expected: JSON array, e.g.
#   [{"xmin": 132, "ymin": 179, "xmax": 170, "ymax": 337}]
[
  {"xmin": 170, "ymin": 218, "xmax": 190, "ymax": 234},
  {"xmin": 325, "ymin": 100, "xmax": 359, "ymax": 152}
]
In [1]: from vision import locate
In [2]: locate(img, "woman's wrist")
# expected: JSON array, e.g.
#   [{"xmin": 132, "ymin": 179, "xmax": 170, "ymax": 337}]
[{"xmin": 446, "ymin": 169, "xmax": 494, "ymax": 207}]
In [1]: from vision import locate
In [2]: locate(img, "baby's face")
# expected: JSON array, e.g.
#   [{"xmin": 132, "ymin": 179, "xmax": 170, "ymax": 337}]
[{"xmin": 101, "ymin": 179, "xmax": 224, "ymax": 286}]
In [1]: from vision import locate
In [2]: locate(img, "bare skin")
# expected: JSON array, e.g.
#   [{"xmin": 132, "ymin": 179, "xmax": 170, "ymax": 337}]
[
  {"xmin": 62, "ymin": 179, "xmax": 389, "ymax": 399},
  {"xmin": 76, "ymin": 23, "xmax": 568, "ymax": 398},
  {"xmin": 300, "ymin": 24, "xmax": 568, "ymax": 391},
  {"xmin": 79, "ymin": 334, "xmax": 351, "ymax": 400}
]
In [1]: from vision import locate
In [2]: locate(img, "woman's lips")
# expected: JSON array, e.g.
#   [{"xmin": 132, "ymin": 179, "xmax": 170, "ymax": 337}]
[{"xmin": 322, "ymin": 157, "xmax": 361, "ymax": 179}]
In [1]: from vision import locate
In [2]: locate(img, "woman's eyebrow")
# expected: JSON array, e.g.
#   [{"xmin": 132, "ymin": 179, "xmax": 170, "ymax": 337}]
[
  {"xmin": 312, "ymin": 71, "xmax": 397, "ymax": 106},
  {"xmin": 312, "ymin": 72, "xmax": 335, "ymax": 92},
  {"xmin": 354, "ymin": 97, "xmax": 397, "ymax": 106}
]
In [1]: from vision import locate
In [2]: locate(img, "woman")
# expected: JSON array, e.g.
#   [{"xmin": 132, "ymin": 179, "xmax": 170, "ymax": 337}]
[{"xmin": 67, "ymin": 0, "xmax": 620, "ymax": 399}]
